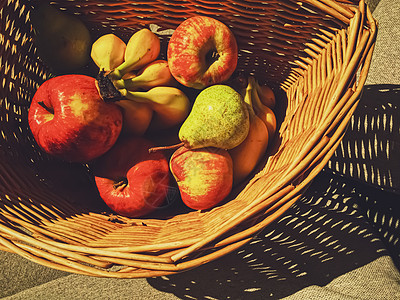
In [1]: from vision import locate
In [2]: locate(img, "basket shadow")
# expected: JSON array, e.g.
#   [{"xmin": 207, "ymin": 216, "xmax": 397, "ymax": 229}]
[
  {"xmin": 147, "ymin": 170, "xmax": 394, "ymax": 299},
  {"xmin": 327, "ymin": 84, "xmax": 400, "ymax": 194},
  {"xmin": 0, "ymin": 154, "xmax": 109, "ymax": 223},
  {"xmin": 29, "ymin": 158, "xmax": 110, "ymax": 214},
  {"xmin": 17, "ymin": 154, "xmax": 192, "ymax": 219}
]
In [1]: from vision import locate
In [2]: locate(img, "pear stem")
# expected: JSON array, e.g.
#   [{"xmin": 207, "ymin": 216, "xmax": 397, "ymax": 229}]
[{"xmin": 148, "ymin": 142, "xmax": 184, "ymax": 153}]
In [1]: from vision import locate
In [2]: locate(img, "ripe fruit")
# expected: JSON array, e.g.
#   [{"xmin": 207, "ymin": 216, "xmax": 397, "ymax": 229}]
[
  {"xmin": 170, "ymin": 146, "xmax": 233, "ymax": 210},
  {"xmin": 108, "ymin": 29, "xmax": 160, "ymax": 80},
  {"xmin": 167, "ymin": 16, "xmax": 238, "ymax": 89},
  {"xmin": 113, "ymin": 60, "xmax": 175, "ymax": 91},
  {"xmin": 120, "ymin": 86, "xmax": 190, "ymax": 131},
  {"xmin": 28, "ymin": 75, "xmax": 123, "ymax": 162},
  {"xmin": 31, "ymin": 3, "xmax": 91, "ymax": 73},
  {"xmin": 91, "ymin": 33, "xmax": 126, "ymax": 72},
  {"xmin": 255, "ymin": 80, "xmax": 276, "ymax": 109},
  {"xmin": 250, "ymin": 77, "xmax": 277, "ymax": 141},
  {"xmin": 92, "ymin": 136, "xmax": 170, "ymax": 217},
  {"xmin": 229, "ymin": 79, "xmax": 269, "ymax": 184},
  {"xmin": 178, "ymin": 85, "xmax": 249, "ymax": 150},
  {"xmin": 115, "ymin": 100, "xmax": 153, "ymax": 136}
]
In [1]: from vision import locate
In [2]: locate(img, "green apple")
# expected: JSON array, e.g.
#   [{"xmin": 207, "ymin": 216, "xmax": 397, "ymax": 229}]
[{"xmin": 31, "ymin": 4, "xmax": 91, "ymax": 73}]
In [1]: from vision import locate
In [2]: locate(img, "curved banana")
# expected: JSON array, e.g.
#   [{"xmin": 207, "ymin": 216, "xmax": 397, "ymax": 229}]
[
  {"xmin": 120, "ymin": 86, "xmax": 190, "ymax": 131},
  {"xmin": 91, "ymin": 33, "xmax": 126, "ymax": 72},
  {"xmin": 109, "ymin": 28, "xmax": 160, "ymax": 80},
  {"xmin": 121, "ymin": 72, "xmax": 137, "ymax": 80},
  {"xmin": 254, "ymin": 79, "xmax": 276, "ymax": 109},
  {"xmin": 113, "ymin": 60, "xmax": 175, "ymax": 91},
  {"xmin": 249, "ymin": 77, "xmax": 277, "ymax": 142},
  {"xmin": 229, "ymin": 80, "xmax": 269, "ymax": 185},
  {"xmin": 115, "ymin": 99, "xmax": 153, "ymax": 136}
]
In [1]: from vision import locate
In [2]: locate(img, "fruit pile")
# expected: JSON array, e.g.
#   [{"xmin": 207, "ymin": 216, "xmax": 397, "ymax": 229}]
[{"xmin": 28, "ymin": 5, "xmax": 277, "ymax": 217}]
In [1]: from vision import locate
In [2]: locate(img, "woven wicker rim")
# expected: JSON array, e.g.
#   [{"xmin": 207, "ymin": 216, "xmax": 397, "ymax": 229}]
[{"xmin": 0, "ymin": 0, "xmax": 377, "ymax": 278}]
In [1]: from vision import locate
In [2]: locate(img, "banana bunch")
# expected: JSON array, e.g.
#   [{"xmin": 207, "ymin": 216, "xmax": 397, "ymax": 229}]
[
  {"xmin": 229, "ymin": 77, "xmax": 277, "ymax": 185},
  {"xmin": 107, "ymin": 28, "xmax": 161, "ymax": 80},
  {"xmin": 251, "ymin": 78, "xmax": 276, "ymax": 143},
  {"xmin": 254, "ymin": 79, "xmax": 275, "ymax": 109},
  {"xmin": 91, "ymin": 29, "xmax": 190, "ymax": 136},
  {"xmin": 91, "ymin": 33, "xmax": 126, "ymax": 73},
  {"xmin": 113, "ymin": 59, "xmax": 176, "ymax": 91}
]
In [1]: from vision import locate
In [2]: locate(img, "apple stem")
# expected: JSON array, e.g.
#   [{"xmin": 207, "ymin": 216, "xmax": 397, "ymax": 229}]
[
  {"xmin": 113, "ymin": 178, "xmax": 128, "ymax": 191},
  {"xmin": 148, "ymin": 142, "xmax": 184, "ymax": 153},
  {"xmin": 38, "ymin": 101, "xmax": 54, "ymax": 114}
]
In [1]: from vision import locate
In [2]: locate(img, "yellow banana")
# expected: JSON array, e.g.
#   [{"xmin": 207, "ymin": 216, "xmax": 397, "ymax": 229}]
[
  {"xmin": 254, "ymin": 79, "xmax": 276, "ymax": 109},
  {"xmin": 109, "ymin": 28, "xmax": 160, "ymax": 80},
  {"xmin": 91, "ymin": 33, "xmax": 126, "ymax": 72},
  {"xmin": 120, "ymin": 86, "xmax": 190, "ymax": 131},
  {"xmin": 113, "ymin": 60, "xmax": 175, "ymax": 91},
  {"xmin": 115, "ymin": 99, "xmax": 153, "ymax": 136},
  {"xmin": 121, "ymin": 72, "xmax": 137, "ymax": 80},
  {"xmin": 250, "ymin": 77, "xmax": 277, "ymax": 142},
  {"xmin": 229, "ymin": 80, "xmax": 269, "ymax": 185}
]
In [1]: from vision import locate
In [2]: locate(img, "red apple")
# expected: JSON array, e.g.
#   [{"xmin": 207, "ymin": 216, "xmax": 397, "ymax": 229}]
[
  {"xmin": 28, "ymin": 74, "xmax": 123, "ymax": 162},
  {"xmin": 92, "ymin": 136, "xmax": 170, "ymax": 217},
  {"xmin": 167, "ymin": 16, "xmax": 238, "ymax": 89},
  {"xmin": 170, "ymin": 146, "xmax": 233, "ymax": 210}
]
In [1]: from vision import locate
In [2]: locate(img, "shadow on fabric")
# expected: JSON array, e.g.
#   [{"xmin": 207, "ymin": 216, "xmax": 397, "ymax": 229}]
[
  {"xmin": 328, "ymin": 84, "xmax": 400, "ymax": 194},
  {"xmin": 147, "ymin": 170, "xmax": 394, "ymax": 299},
  {"xmin": 146, "ymin": 84, "xmax": 400, "ymax": 300}
]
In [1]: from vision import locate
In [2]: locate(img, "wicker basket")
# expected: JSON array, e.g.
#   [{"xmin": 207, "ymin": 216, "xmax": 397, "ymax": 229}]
[{"xmin": 0, "ymin": 0, "xmax": 376, "ymax": 278}]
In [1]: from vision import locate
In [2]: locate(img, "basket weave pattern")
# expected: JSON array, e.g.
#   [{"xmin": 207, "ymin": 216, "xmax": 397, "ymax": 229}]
[{"xmin": 0, "ymin": 0, "xmax": 376, "ymax": 277}]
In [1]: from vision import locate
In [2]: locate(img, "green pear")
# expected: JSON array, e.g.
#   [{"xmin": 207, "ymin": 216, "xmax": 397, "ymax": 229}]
[
  {"xmin": 31, "ymin": 4, "xmax": 91, "ymax": 73},
  {"xmin": 179, "ymin": 85, "xmax": 250, "ymax": 150}
]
